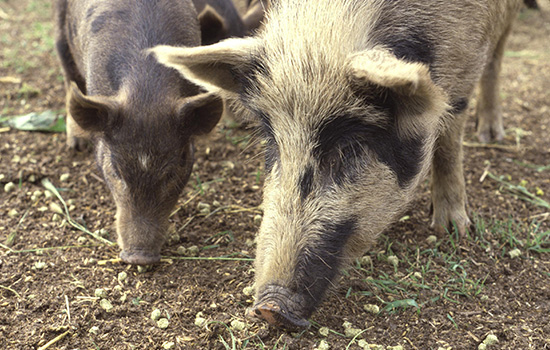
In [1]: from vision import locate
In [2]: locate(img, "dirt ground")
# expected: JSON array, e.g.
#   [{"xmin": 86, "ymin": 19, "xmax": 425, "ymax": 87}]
[{"xmin": 1, "ymin": 1, "xmax": 549, "ymax": 349}]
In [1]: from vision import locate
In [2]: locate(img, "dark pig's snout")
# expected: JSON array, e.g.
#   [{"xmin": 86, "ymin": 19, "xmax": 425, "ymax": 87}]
[
  {"xmin": 120, "ymin": 249, "xmax": 161, "ymax": 265},
  {"xmin": 246, "ymin": 285, "xmax": 311, "ymax": 330}
]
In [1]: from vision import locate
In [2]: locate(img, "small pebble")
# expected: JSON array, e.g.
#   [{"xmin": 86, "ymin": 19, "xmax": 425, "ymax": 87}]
[
  {"xmin": 245, "ymin": 238, "xmax": 255, "ymax": 247},
  {"xmin": 157, "ymin": 318, "xmax": 170, "ymax": 329},
  {"xmin": 316, "ymin": 340, "xmax": 330, "ymax": 350},
  {"xmin": 27, "ymin": 175, "xmax": 36, "ymax": 183},
  {"xmin": 94, "ymin": 288, "xmax": 107, "ymax": 298},
  {"xmin": 242, "ymin": 286, "xmax": 254, "ymax": 296},
  {"xmin": 4, "ymin": 182, "xmax": 16, "ymax": 193},
  {"xmin": 253, "ymin": 215, "xmax": 262, "ymax": 225},
  {"xmin": 12, "ymin": 155, "xmax": 21, "ymax": 163},
  {"xmin": 44, "ymin": 190, "xmax": 53, "ymax": 199},
  {"xmin": 413, "ymin": 272, "xmax": 422, "ymax": 279},
  {"xmin": 162, "ymin": 341, "xmax": 175, "ymax": 350},
  {"xmin": 194, "ymin": 315, "xmax": 207, "ymax": 327},
  {"xmin": 344, "ymin": 327, "xmax": 362, "ymax": 338},
  {"xmin": 483, "ymin": 334, "xmax": 498, "ymax": 346},
  {"xmin": 113, "ymin": 285, "xmax": 123, "ymax": 293},
  {"xmin": 49, "ymin": 202, "xmax": 63, "ymax": 214},
  {"xmin": 197, "ymin": 202, "xmax": 211, "ymax": 213},
  {"xmin": 478, "ymin": 344, "xmax": 487, "ymax": 350},
  {"xmin": 426, "ymin": 235, "xmax": 437, "ymax": 245},
  {"xmin": 357, "ymin": 339, "xmax": 369, "ymax": 349},
  {"xmin": 363, "ymin": 304, "xmax": 379, "ymax": 314},
  {"xmin": 176, "ymin": 246, "xmax": 188, "ymax": 255},
  {"xmin": 88, "ymin": 326, "xmax": 100, "ymax": 334},
  {"xmin": 34, "ymin": 261, "xmax": 47, "ymax": 270},
  {"xmin": 369, "ymin": 345, "xmax": 385, "ymax": 350},
  {"xmin": 137, "ymin": 265, "xmax": 151, "ymax": 273},
  {"xmin": 118, "ymin": 271, "xmax": 128, "ymax": 283},
  {"xmin": 480, "ymin": 295, "xmax": 489, "ymax": 301},
  {"xmin": 387, "ymin": 255, "xmax": 399, "ymax": 268},
  {"xmin": 358, "ymin": 255, "xmax": 372, "ymax": 268},
  {"xmin": 32, "ymin": 190, "xmax": 42, "ymax": 198},
  {"xmin": 388, "ymin": 346, "xmax": 404, "ymax": 350},
  {"xmin": 508, "ymin": 248, "xmax": 521, "ymax": 258},
  {"xmin": 212, "ymin": 200, "xmax": 221, "ymax": 207},
  {"xmin": 186, "ymin": 245, "xmax": 200, "ymax": 257},
  {"xmin": 99, "ymin": 299, "xmax": 113, "ymax": 312},
  {"xmin": 68, "ymin": 205, "xmax": 76, "ymax": 211},
  {"xmin": 0, "ymin": 174, "xmax": 4, "ymax": 181},
  {"xmin": 77, "ymin": 236, "xmax": 87, "ymax": 244},
  {"xmin": 318, "ymin": 327, "xmax": 330, "ymax": 337},
  {"xmin": 230, "ymin": 319, "xmax": 246, "ymax": 331},
  {"xmin": 151, "ymin": 309, "xmax": 162, "ymax": 321},
  {"xmin": 60, "ymin": 173, "xmax": 70, "ymax": 182},
  {"xmin": 8, "ymin": 209, "xmax": 18, "ymax": 217}
]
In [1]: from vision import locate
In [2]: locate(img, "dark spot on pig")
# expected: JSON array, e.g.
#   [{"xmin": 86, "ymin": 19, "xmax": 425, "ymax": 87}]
[
  {"xmin": 379, "ymin": 23, "xmax": 435, "ymax": 65},
  {"xmin": 299, "ymin": 165, "xmax": 314, "ymax": 200},
  {"xmin": 292, "ymin": 218, "xmax": 358, "ymax": 317},
  {"xmin": 450, "ymin": 97, "xmax": 469, "ymax": 115},
  {"xmin": 105, "ymin": 54, "xmax": 128, "ymax": 92},
  {"xmin": 91, "ymin": 13, "xmax": 108, "ymax": 34},
  {"xmin": 86, "ymin": 5, "xmax": 96, "ymax": 19},
  {"xmin": 315, "ymin": 114, "xmax": 424, "ymax": 188}
]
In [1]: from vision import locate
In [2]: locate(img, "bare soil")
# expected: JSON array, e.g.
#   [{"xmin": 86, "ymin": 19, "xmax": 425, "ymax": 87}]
[{"xmin": 1, "ymin": 1, "xmax": 549, "ymax": 349}]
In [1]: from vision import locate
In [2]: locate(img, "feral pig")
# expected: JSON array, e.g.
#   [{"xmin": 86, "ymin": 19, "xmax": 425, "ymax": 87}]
[
  {"xmin": 192, "ymin": 0, "xmax": 265, "ymax": 45},
  {"xmin": 55, "ymin": 0, "xmax": 223, "ymax": 265},
  {"xmin": 152, "ymin": 0, "xmax": 523, "ymax": 328}
]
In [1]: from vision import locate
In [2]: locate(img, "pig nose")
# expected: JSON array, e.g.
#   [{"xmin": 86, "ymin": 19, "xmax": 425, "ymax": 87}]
[
  {"xmin": 120, "ymin": 250, "xmax": 161, "ymax": 265},
  {"xmin": 246, "ymin": 287, "xmax": 311, "ymax": 330}
]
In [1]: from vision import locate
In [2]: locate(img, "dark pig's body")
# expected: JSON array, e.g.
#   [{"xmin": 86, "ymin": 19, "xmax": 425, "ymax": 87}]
[{"xmin": 55, "ymin": 0, "xmax": 223, "ymax": 264}]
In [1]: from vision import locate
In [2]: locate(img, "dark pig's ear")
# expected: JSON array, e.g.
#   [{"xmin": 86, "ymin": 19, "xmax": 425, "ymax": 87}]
[
  {"xmin": 348, "ymin": 48, "xmax": 448, "ymax": 136},
  {"xmin": 179, "ymin": 92, "xmax": 224, "ymax": 136},
  {"xmin": 198, "ymin": 5, "xmax": 227, "ymax": 45},
  {"xmin": 243, "ymin": 0, "xmax": 265, "ymax": 32},
  {"xmin": 68, "ymin": 81, "xmax": 117, "ymax": 132},
  {"xmin": 150, "ymin": 38, "xmax": 259, "ymax": 98}
]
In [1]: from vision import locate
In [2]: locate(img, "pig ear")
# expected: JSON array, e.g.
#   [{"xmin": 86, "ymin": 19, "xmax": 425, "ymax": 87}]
[
  {"xmin": 179, "ymin": 92, "xmax": 224, "ymax": 135},
  {"xmin": 198, "ymin": 5, "xmax": 227, "ymax": 45},
  {"xmin": 348, "ymin": 48, "xmax": 448, "ymax": 120},
  {"xmin": 68, "ymin": 81, "xmax": 117, "ymax": 132},
  {"xmin": 150, "ymin": 38, "xmax": 258, "ymax": 98},
  {"xmin": 242, "ymin": 1, "xmax": 265, "ymax": 32}
]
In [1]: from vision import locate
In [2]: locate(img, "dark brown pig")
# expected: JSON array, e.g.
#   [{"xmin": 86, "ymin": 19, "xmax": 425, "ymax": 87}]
[
  {"xmin": 55, "ymin": 0, "xmax": 223, "ymax": 264},
  {"xmin": 152, "ymin": 0, "xmax": 523, "ymax": 328},
  {"xmin": 192, "ymin": 0, "xmax": 264, "ymax": 45}
]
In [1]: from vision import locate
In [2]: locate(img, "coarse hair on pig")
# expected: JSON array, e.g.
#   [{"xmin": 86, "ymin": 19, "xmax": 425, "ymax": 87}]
[{"xmin": 152, "ymin": 0, "xmax": 522, "ymax": 329}]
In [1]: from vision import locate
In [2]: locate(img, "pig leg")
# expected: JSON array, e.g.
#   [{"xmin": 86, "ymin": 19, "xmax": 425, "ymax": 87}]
[
  {"xmin": 475, "ymin": 26, "xmax": 512, "ymax": 143},
  {"xmin": 431, "ymin": 113, "xmax": 471, "ymax": 237}
]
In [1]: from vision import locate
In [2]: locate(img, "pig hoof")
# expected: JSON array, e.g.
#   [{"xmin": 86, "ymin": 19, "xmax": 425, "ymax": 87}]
[
  {"xmin": 246, "ymin": 300, "xmax": 310, "ymax": 330},
  {"xmin": 120, "ymin": 250, "xmax": 161, "ymax": 265}
]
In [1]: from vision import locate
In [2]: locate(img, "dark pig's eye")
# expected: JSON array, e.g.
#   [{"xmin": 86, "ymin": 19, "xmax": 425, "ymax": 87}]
[{"xmin": 319, "ymin": 143, "xmax": 366, "ymax": 186}]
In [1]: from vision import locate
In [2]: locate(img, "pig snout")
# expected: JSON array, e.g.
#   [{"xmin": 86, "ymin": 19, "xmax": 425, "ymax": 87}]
[
  {"xmin": 120, "ymin": 249, "xmax": 161, "ymax": 265},
  {"xmin": 246, "ymin": 285, "xmax": 311, "ymax": 330}
]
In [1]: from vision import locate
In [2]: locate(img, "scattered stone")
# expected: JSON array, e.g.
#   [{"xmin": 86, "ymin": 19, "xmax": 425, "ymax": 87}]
[
  {"xmin": 253, "ymin": 214, "xmax": 262, "ymax": 225},
  {"xmin": 413, "ymin": 272, "xmax": 422, "ymax": 279},
  {"xmin": 157, "ymin": 318, "xmax": 169, "ymax": 329},
  {"xmin": 242, "ymin": 286, "xmax": 254, "ymax": 296},
  {"xmin": 357, "ymin": 339, "xmax": 369, "ymax": 349},
  {"xmin": 88, "ymin": 326, "xmax": 100, "ymax": 334},
  {"xmin": 77, "ymin": 236, "xmax": 87, "ymax": 244},
  {"xmin": 316, "ymin": 340, "xmax": 330, "ymax": 350},
  {"xmin": 230, "ymin": 319, "xmax": 246, "ymax": 331},
  {"xmin": 508, "ymin": 248, "xmax": 521, "ymax": 258},
  {"xmin": 137, "ymin": 265, "xmax": 151, "ymax": 273},
  {"xmin": 162, "ymin": 341, "xmax": 175, "ymax": 349},
  {"xmin": 368, "ymin": 345, "xmax": 385, "ymax": 350},
  {"xmin": 60, "ymin": 173, "xmax": 70, "ymax": 182},
  {"xmin": 118, "ymin": 271, "xmax": 128, "ymax": 283},
  {"xmin": 34, "ymin": 261, "xmax": 47, "ymax": 270},
  {"xmin": 483, "ymin": 334, "xmax": 498, "ymax": 346},
  {"xmin": 176, "ymin": 246, "xmax": 187, "ymax": 255},
  {"xmin": 426, "ymin": 235, "xmax": 437, "ymax": 245},
  {"xmin": 197, "ymin": 202, "xmax": 211, "ymax": 214},
  {"xmin": 194, "ymin": 312, "xmax": 207, "ymax": 327},
  {"xmin": 4, "ymin": 182, "xmax": 16, "ymax": 193},
  {"xmin": 113, "ymin": 285, "xmax": 123, "ymax": 293},
  {"xmin": 8, "ymin": 209, "xmax": 18, "ymax": 217},
  {"xmin": 363, "ymin": 304, "xmax": 379, "ymax": 314},
  {"xmin": 318, "ymin": 327, "xmax": 330, "ymax": 337},
  {"xmin": 0, "ymin": 174, "xmax": 4, "ymax": 181},
  {"xmin": 28, "ymin": 175, "xmax": 36, "ymax": 183},
  {"xmin": 99, "ymin": 299, "xmax": 113, "ymax": 312},
  {"xmin": 186, "ymin": 245, "xmax": 200, "ymax": 257},
  {"xmin": 44, "ymin": 190, "xmax": 53, "ymax": 199},
  {"xmin": 212, "ymin": 200, "xmax": 221, "ymax": 207},
  {"xmin": 343, "ymin": 321, "xmax": 362, "ymax": 338},
  {"xmin": 358, "ymin": 255, "xmax": 372, "ymax": 268},
  {"xmin": 388, "ymin": 346, "xmax": 403, "ymax": 350},
  {"xmin": 151, "ymin": 309, "xmax": 162, "ymax": 321},
  {"xmin": 49, "ymin": 202, "xmax": 63, "ymax": 214},
  {"xmin": 387, "ymin": 255, "xmax": 399, "ymax": 268},
  {"xmin": 94, "ymin": 288, "xmax": 107, "ymax": 298}
]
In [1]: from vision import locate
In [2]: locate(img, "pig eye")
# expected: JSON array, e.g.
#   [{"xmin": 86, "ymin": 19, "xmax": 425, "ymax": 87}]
[{"xmin": 319, "ymin": 143, "xmax": 365, "ymax": 186}]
